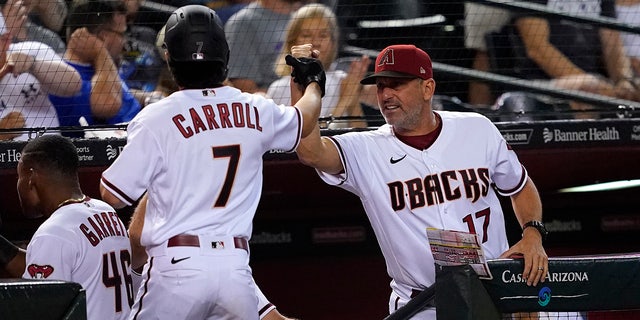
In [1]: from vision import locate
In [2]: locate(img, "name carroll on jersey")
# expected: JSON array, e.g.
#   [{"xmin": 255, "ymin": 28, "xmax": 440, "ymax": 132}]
[
  {"xmin": 172, "ymin": 102, "xmax": 263, "ymax": 138},
  {"xmin": 79, "ymin": 211, "xmax": 129, "ymax": 247}
]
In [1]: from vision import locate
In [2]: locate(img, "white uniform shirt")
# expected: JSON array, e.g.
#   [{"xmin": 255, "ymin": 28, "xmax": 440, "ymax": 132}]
[
  {"xmin": 101, "ymin": 87, "xmax": 302, "ymax": 248},
  {"xmin": 317, "ymin": 111, "xmax": 527, "ymax": 298},
  {"xmin": 0, "ymin": 41, "xmax": 61, "ymax": 140},
  {"xmin": 23, "ymin": 198, "xmax": 132, "ymax": 320}
]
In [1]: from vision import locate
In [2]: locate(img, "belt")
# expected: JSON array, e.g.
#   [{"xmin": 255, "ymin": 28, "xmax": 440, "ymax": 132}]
[{"xmin": 167, "ymin": 234, "xmax": 249, "ymax": 252}]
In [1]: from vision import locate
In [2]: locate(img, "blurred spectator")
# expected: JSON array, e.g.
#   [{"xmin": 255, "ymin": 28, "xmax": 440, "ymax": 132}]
[
  {"xmin": 513, "ymin": 0, "xmax": 638, "ymax": 114},
  {"xmin": 224, "ymin": 0, "xmax": 303, "ymax": 93},
  {"xmin": 616, "ymin": 0, "xmax": 640, "ymax": 76},
  {"xmin": 0, "ymin": 5, "xmax": 81, "ymax": 141},
  {"xmin": 0, "ymin": 0, "xmax": 66, "ymax": 55},
  {"xmin": 25, "ymin": 0, "xmax": 67, "ymax": 33},
  {"xmin": 49, "ymin": 0, "xmax": 137, "ymax": 130},
  {"xmin": 207, "ymin": 0, "xmax": 252, "ymax": 24},
  {"xmin": 463, "ymin": 2, "xmax": 511, "ymax": 106},
  {"xmin": 49, "ymin": 0, "xmax": 161, "ymax": 137},
  {"xmin": 120, "ymin": 0, "xmax": 164, "ymax": 93},
  {"xmin": 267, "ymin": 3, "xmax": 372, "ymax": 128}
]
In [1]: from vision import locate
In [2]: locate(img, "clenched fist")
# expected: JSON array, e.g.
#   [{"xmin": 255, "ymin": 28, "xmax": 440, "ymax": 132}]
[{"xmin": 67, "ymin": 27, "xmax": 108, "ymax": 64}]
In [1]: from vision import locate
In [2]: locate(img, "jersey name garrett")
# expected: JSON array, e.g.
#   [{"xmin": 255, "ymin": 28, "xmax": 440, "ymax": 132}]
[
  {"xmin": 388, "ymin": 167, "xmax": 490, "ymax": 211},
  {"xmin": 79, "ymin": 211, "xmax": 130, "ymax": 247},
  {"xmin": 172, "ymin": 102, "xmax": 263, "ymax": 138}
]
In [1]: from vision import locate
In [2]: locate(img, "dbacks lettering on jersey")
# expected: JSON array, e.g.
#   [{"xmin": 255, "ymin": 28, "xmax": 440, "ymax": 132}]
[
  {"xmin": 79, "ymin": 211, "xmax": 129, "ymax": 247},
  {"xmin": 172, "ymin": 102, "xmax": 263, "ymax": 138},
  {"xmin": 388, "ymin": 168, "xmax": 490, "ymax": 211}
]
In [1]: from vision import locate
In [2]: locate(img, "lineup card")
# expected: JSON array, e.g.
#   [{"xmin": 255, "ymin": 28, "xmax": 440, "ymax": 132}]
[{"xmin": 426, "ymin": 228, "xmax": 493, "ymax": 280}]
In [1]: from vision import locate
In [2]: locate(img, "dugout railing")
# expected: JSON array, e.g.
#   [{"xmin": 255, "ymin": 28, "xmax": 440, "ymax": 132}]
[{"xmin": 386, "ymin": 254, "xmax": 640, "ymax": 320}]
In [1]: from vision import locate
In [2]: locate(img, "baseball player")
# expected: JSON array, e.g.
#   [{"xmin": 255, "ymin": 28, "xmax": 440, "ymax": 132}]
[
  {"xmin": 99, "ymin": 5, "xmax": 324, "ymax": 319},
  {"xmin": 294, "ymin": 44, "xmax": 549, "ymax": 318},
  {"xmin": 0, "ymin": 134, "xmax": 133, "ymax": 320}
]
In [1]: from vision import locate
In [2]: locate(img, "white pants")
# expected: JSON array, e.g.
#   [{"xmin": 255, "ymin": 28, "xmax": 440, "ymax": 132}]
[
  {"xmin": 129, "ymin": 244, "xmax": 257, "ymax": 320},
  {"xmin": 388, "ymin": 290, "xmax": 436, "ymax": 319}
]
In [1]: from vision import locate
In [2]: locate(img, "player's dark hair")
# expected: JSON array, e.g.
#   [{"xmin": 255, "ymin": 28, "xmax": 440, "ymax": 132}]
[
  {"xmin": 21, "ymin": 135, "xmax": 79, "ymax": 178},
  {"xmin": 168, "ymin": 60, "xmax": 227, "ymax": 89},
  {"xmin": 66, "ymin": 0, "xmax": 128, "ymax": 39}
]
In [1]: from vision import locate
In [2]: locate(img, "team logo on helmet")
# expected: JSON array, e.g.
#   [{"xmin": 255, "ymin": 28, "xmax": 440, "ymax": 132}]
[{"xmin": 27, "ymin": 264, "xmax": 54, "ymax": 279}]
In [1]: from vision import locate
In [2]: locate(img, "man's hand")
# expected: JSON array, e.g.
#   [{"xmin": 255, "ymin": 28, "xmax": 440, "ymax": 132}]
[
  {"xmin": 0, "ymin": 111, "xmax": 26, "ymax": 140},
  {"xmin": 67, "ymin": 28, "xmax": 108, "ymax": 64},
  {"xmin": 500, "ymin": 228, "xmax": 548, "ymax": 287},
  {"xmin": 3, "ymin": 52, "xmax": 35, "ymax": 76},
  {"xmin": 1, "ymin": 0, "xmax": 28, "ymax": 38}
]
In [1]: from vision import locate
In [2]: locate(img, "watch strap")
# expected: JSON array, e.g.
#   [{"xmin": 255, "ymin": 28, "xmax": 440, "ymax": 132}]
[{"xmin": 522, "ymin": 220, "xmax": 548, "ymax": 240}]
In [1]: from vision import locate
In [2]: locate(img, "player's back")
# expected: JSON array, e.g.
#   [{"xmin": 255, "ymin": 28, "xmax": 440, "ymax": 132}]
[
  {"xmin": 115, "ymin": 86, "xmax": 302, "ymax": 244},
  {"xmin": 24, "ymin": 198, "xmax": 132, "ymax": 320}
]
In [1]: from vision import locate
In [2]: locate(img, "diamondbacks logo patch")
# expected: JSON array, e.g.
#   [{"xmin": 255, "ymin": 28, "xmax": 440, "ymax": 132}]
[
  {"xmin": 27, "ymin": 264, "xmax": 54, "ymax": 279},
  {"xmin": 378, "ymin": 48, "xmax": 394, "ymax": 66}
]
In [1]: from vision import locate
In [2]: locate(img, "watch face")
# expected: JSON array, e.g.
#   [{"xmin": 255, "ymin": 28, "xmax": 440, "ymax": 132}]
[{"xmin": 535, "ymin": 221, "xmax": 547, "ymax": 233}]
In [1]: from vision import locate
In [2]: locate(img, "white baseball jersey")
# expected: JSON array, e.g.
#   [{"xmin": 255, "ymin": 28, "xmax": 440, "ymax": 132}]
[
  {"xmin": 0, "ymin": 41, "xmax": 61, "ymax": 140},
  {"xmin": 23, "ymin": 197, "xmax": 133, "ymax": 320},
  {"xmin": 101, "ymin": 86, "xmax": 302, "ymax": 247},
  {"xmin": 317, "ymin": 111, "xmax": 526, "ymax": 311}
]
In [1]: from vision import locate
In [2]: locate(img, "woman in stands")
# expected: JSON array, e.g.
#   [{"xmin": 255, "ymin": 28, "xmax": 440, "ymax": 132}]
[{"xmin": 267, "ymin": 3, "xmax": 377, "ymax": 128}]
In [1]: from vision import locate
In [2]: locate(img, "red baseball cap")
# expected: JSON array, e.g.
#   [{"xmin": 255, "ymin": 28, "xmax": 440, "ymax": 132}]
[{"xmin": 360, "ymin": 44, "xmax": 433, "ymax": 85}]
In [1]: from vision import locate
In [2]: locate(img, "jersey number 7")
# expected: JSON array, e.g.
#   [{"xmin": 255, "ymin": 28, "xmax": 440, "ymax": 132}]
[{"xmin": 212, "ymin": 145, "xmax": 240, "ymax": 207}]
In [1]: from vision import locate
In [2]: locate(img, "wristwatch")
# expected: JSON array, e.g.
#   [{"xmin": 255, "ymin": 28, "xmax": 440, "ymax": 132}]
[{"xmin": 522, "ymin": 220, "xmax": 548, "ymax": 240}]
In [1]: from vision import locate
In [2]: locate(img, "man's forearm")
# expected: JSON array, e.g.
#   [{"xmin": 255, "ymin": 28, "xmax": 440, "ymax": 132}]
[{"xmin": 91, "ymin": 51, "xmax": 123, "ymax": 119}]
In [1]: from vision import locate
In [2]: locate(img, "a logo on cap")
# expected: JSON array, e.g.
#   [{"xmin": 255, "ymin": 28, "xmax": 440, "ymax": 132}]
[
  {"xmin": 378, "ymin": 48, "xmax": 395, "ymax": 66},
  {"xmin": 419, "ymin": 67, "xmax": 426, "ymax": 75}
]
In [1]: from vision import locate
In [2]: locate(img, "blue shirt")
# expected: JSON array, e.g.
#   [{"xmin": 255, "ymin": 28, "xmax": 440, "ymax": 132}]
[{"xmin": 50, "ymin": 61, "xmax": 141, "ymax": 129}]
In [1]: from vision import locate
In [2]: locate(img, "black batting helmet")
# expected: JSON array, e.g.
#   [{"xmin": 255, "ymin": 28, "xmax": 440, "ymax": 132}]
[{"xmin": 163, "ymin": 5, "xmax": 229, "ymax": 64}]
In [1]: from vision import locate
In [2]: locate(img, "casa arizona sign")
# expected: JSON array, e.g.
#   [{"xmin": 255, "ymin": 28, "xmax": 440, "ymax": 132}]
[{"xmin": 502, "ymin": 270, "xmax": 589, "ymax": 283}]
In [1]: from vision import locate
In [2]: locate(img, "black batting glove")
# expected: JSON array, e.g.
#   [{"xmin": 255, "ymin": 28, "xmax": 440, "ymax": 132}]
[{"xmin": 285, "ymin": 54, "xmax": 326, "ymax": 97}]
